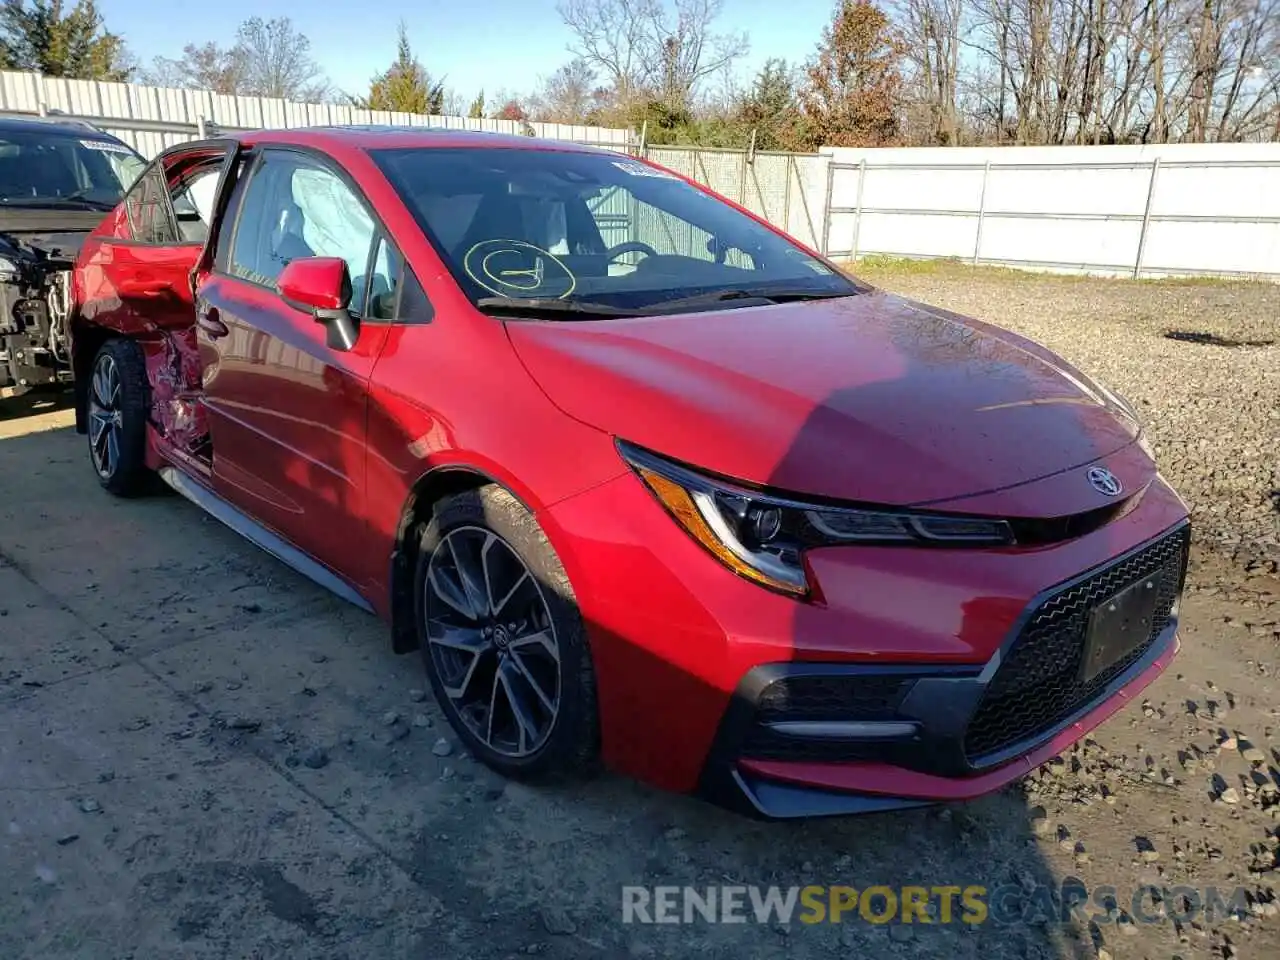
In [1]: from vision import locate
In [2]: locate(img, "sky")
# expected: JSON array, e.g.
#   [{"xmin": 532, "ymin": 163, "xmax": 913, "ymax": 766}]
[{"xmin": 97, "ymin": 0, "xmax": 837, "ymax": 107}]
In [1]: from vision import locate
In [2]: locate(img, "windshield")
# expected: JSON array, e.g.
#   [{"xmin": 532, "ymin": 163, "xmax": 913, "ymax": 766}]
[
  {"xmin": 369, "ymin": 146, "xmax": 858, "ymax": 315},
  {"xmin": 0, "ymin": 128, "xmax": 146, "ymax": 209}
]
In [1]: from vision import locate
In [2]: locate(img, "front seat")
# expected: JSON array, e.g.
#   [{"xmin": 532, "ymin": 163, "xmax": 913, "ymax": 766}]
[{"xmin": 452, "ymin": 193, "xmax": 535, "ymax": 261}]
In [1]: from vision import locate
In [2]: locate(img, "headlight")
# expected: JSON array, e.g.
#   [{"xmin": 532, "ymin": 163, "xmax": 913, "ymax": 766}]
[{"xmin": 618, "ymin": 440, "xmax": 1015, "ymax": 597}]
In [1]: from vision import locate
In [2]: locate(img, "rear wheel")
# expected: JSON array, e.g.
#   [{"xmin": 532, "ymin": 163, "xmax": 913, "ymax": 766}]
[
  {"xmin": 413, "ymin": 485, "xmax": 599, "ymax": 781},
  {"xmin": 87, "ymin": 338, "xmax": 151, "ymax": 497}
]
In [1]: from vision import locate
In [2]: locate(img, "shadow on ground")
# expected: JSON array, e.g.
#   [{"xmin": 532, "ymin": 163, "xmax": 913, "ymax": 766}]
[{"xmin": 0, "ymin": 385, "xmax": 74, "ymax": 427}]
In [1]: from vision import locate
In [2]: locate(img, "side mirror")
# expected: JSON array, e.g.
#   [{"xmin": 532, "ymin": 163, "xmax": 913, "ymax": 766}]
[{"xmin": 276, "ymin": 256, "xmax": 359, "ymax": 351}]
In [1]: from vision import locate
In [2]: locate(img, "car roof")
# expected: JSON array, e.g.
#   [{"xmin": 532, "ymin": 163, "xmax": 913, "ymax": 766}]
[
  {"xmin": 238, "ymin": 125, "xmax": 619, "ymax": 155},
  {"xmin": 0, "ymin": 113, "xmax": 122, "ymax": 141}
]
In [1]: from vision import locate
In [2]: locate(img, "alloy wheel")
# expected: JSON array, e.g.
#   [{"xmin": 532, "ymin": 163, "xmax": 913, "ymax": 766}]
[
  {"xmin": 424, "ymin": 525, "xmax": 561, "ymax": 758},
  {"xmin": 87, "ymin": 352, "xmax": 123, "ymax": 480}
]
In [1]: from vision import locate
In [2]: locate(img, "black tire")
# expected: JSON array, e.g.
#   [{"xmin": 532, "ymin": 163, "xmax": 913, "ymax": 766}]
[
  {"xmin": 413, "ymin": 484, "xmax": 599, "ymax": 782},
  {"xmin": 86, "ymin": 338, "xmax": 152, "ymax": 497}
]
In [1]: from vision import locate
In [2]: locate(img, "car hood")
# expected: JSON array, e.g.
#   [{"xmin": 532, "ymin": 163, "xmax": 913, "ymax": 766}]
[
  {"xmin": 505, "ymin": 291, "xmax": 1142, "ymax": 507},
  {"xmin": 0, "ymin": 208, "xmax": 103, "ymax": 264}
]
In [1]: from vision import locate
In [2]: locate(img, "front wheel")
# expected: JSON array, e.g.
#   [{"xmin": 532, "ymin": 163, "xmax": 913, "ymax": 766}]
[
  {"xmin": 87, "ymin": 338, "xmax": 152, "ymax": 497},
  {"xmin": 413, "ymin": 485, "xmax": 599, "ymax": 781}
]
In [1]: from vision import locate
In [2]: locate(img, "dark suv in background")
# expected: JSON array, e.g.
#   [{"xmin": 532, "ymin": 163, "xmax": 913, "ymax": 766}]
[{"xmin": 0, "ymin": 114, "xmax": 146, "ymax": 398}]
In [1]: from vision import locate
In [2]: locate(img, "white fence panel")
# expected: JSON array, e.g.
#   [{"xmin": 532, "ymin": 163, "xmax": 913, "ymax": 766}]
[
  {"xmin": 818, "ymin": 143, "xmax": 1280, "ymax": 279},
  {"xmin": 0, "ymin": 69, "xmax": 633, "ymax": 153}
]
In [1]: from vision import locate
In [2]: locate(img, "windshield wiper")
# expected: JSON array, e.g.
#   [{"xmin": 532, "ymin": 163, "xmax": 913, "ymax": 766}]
[
  {"xmin": 475, "ymin": 296, "xmax": 643, "ymax": 319},
  {"xmin": 639, "ymin": 287, "xmax": 853, "ymax": 313},
  {"xmin": 474, "ymin": 287, "xmax": 854, "ymax": 321},
  {"xmin": 0, "ymin": 191, "xmax": 116, "ymax": 211}
]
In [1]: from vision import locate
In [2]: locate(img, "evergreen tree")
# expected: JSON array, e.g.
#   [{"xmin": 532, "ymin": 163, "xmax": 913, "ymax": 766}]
[
  {"xmin": 737, "ymin": 58, "xmax": 804, "ymax": 150},
  {"xmin": 352, "ymin": 21, "xmax": 446, "ymax": 115},
  {"xmin": 0, "ymin": 0, "xmax": 131, "ymax": 81}
]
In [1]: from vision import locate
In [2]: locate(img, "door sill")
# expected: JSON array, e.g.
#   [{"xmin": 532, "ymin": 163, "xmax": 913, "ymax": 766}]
[
  {"xmin": 157, "ymin": 466, "xmax": 375, "ymax": 614},
  {"xmin": 160, "ymin": 444, "xmax": 213, "ymax": 482}
]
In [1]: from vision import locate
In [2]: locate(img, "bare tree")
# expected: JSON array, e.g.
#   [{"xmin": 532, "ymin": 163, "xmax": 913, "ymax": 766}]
[
  {"xmin": 142, "ymin": 41, "xmax": 247, "ymax": 94},
  {"xmin": 1208, "ymin": 0, "xmax": 1278, "ymax": 141},
  {"xmin": 556, "ymin": 0, "xmax": 651, "ymax": 102},
  {"xmin": 486, "ymin": 87, "xmax": 528, "ymax": 120},
  {"xmin": 140, "ymin": 16, "xmax": 330, "ymax": 101},
  {"xmin": 527, "ymin": 57, "xmax": 607, "ymax": 122},
  {"xmin": 556, "ymin": 0, "xmax": 748, "ymax": 111},
  {"xmin": 893, "ymin": 0, "xmax": 966, "ymax": 143},
  {"xmin": 954, "ymin": 0, "xmax": 1277, "ymax": 144},
  {"xmin": 235, "ymin": 17, "xmax": 329, "ymax": 101}
]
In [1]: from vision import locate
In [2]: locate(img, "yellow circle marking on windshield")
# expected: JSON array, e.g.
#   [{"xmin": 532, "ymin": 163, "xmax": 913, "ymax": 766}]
[{"xmin": 463, "ymin": 240, "xmax": 577, "ymax": 300}]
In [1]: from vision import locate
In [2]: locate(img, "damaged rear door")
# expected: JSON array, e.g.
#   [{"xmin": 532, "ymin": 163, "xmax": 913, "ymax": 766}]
[{"xmin": 72, "ymin": 139, "xmax": 242, "ymax": 456}]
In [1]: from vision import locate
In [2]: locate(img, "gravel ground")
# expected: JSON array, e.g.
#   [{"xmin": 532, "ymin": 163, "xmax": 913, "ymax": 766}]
[
  {"xmin": 1, "ymin": 272, "xmax": 1278, "ymax": 960},
  {"xmin": 855, "ymin": 264, "xmax": 1280, "ymax": 576}
]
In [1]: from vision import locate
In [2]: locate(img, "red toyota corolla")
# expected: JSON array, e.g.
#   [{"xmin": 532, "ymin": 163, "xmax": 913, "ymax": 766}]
[{"xmin": 67, "ymin": 127, "xmax": 1190, "ymax": 818}]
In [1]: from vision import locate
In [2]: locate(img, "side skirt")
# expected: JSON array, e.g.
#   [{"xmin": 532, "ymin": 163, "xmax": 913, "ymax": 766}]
[{"xmin": 158, "ymin": 466, "xmax": 376, "ymax": 614}]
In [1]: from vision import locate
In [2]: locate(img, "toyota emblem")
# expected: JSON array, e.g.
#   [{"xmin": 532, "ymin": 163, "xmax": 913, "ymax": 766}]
[{"xmin": 1087, "ymin": 466, "xmax": 1123, "ymax": 497}]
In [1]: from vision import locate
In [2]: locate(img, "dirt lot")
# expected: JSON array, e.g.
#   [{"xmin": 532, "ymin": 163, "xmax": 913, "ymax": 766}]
[{"xmin": 2, "ymin": 270, "xmax": 1278, "ymax": 960}]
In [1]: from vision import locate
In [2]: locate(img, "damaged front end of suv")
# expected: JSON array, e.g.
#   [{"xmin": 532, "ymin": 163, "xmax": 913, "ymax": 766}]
[
  {"xmin": 0, "ymin": 224, "xmax": 80, "ymax": 397},
  {"xmin": 0, "ymin": 115, "xmax": 146, "ymax": 398}
]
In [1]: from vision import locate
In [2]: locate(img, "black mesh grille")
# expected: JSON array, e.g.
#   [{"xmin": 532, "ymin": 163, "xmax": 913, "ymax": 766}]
[{"xmin": 964, "ymin": 525, "xmax": 1190, "ymax": 763}]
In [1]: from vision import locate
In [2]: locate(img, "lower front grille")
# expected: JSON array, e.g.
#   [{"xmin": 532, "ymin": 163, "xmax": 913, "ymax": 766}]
[
  {"xmin": 741, "ymin": 674, "xmax": 915, "ymax": 762},
  {"xmin": 754, "ymin": 674, "xmax": 911, "ymax": 723},
  {"xmin": 964, "ymin": 524, "xmax": 1190, "ymax": 763}
]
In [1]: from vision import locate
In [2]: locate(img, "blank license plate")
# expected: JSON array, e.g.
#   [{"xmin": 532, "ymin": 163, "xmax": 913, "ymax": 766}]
[{"xmin": 1079, "ymin": 573, "xmax": 1164, "ymax": 684}]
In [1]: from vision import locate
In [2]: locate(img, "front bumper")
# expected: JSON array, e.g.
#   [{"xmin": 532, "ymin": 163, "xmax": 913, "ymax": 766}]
[
  {"xmin": 705, "ymin": 625, "xmax": 1181, "ymax": 819},
  {"xmin": 698, "ymin": 520, "xmax": 1189, "ymax": 817},
  {"xmin": 540, "ymin": 462, "xmax": 1191, "ymax": 816}
]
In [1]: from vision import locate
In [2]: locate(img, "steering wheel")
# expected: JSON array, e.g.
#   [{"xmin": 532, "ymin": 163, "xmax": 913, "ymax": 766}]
[{"xmin": 606, "ymin": 240, "xmax": 660, "ymax": 263}]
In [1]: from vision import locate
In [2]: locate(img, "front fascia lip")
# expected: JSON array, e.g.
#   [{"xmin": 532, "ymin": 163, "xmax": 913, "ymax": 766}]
[{"xmin": 613, "ymin": 438, "xmax": 1017, "ymax": 548}]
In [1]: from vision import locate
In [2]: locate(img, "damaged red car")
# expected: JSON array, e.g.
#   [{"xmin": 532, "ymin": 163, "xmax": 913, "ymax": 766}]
[{"xmin": 67, "ymin": 128, "xmax": 1190, "ymax": 818}]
